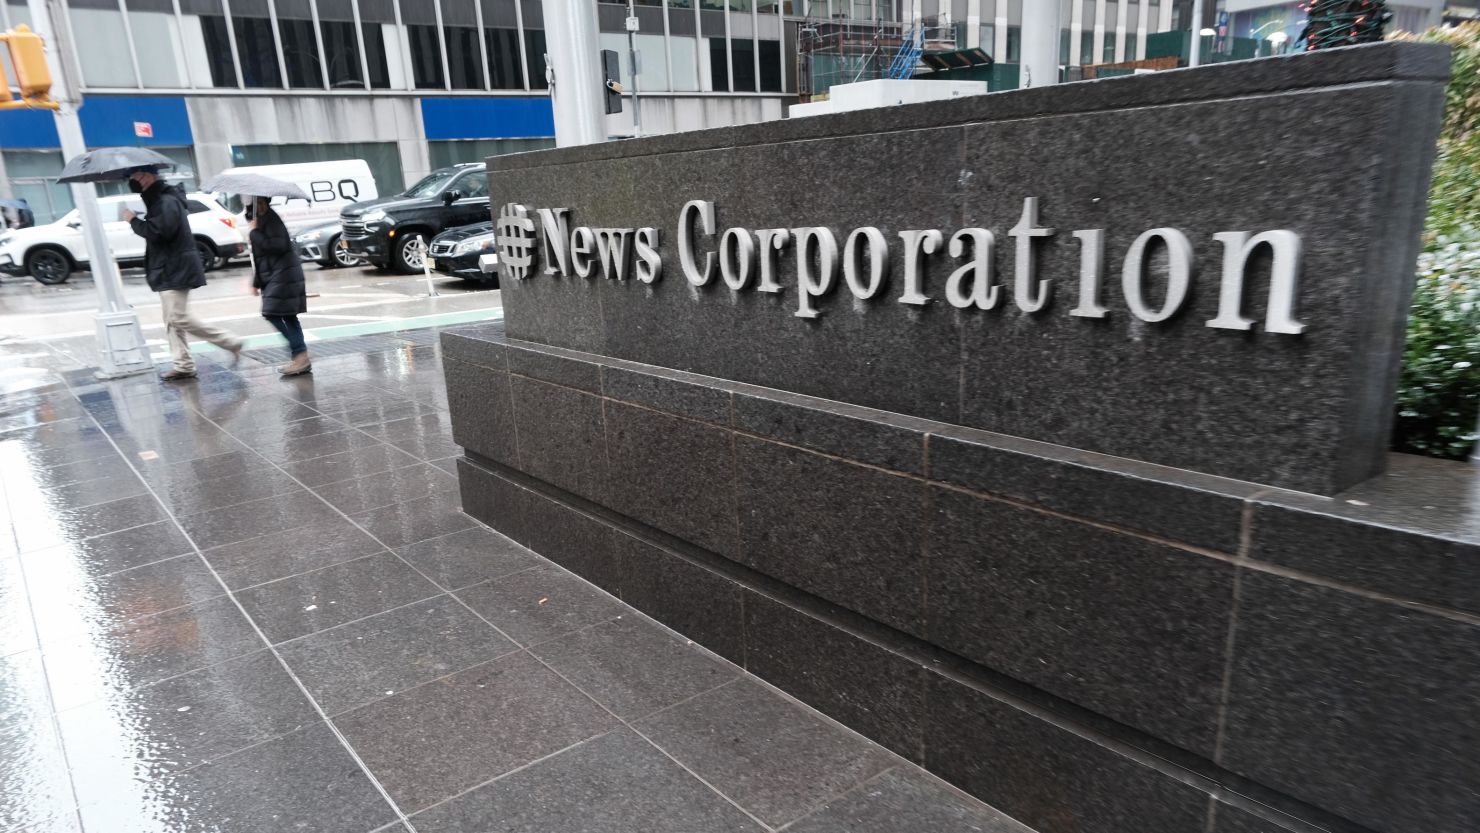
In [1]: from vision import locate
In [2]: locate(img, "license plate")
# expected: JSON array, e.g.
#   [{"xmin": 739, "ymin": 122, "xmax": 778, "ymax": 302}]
[{"xmin": 426, "ymin": 258, "xmax": 437, "ymax": 270}]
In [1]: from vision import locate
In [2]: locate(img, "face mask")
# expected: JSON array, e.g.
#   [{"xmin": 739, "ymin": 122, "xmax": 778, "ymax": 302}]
[{"xmin": 128, "ymin": 179, "xmax": 145, "ymax": 194}]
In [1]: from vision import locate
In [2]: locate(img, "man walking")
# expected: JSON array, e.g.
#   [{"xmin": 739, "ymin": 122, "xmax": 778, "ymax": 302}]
[{"xmin": 121, "ymin": 167, "xmax": 242, "ymax": 381}]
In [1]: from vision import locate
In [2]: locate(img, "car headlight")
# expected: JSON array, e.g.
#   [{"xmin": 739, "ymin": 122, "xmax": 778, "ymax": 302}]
[
  {"xmin": 295, "ymin": 231, "xmax": 322, "ymax": 244},
  {"xmin": 360, "ymin": 209, "xmax": 390, "ymax": 225},
  {"xmin": 454, "ymin": 235, "xmax": 497, "ymax": 256}
]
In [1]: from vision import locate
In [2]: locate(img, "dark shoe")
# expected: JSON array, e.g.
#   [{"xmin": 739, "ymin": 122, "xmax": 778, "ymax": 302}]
[{"xmin": 160, "ymin": 369, "xmax": 197, "ymax": 382}]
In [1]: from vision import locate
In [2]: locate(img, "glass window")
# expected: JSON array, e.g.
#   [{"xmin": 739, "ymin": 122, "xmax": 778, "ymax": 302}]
[
  {"xmin": 708, "ymin": 37, "xmax": 728, "ymax": 92},
  {"xmin": 428, "ymin": 139, "xmax": 555, "ymax": 168},
  {"xmin": 69, "ymin": 0, "xmax": 139, "ymax": 88},
  {"xmin": 316, "ymin": 0, "xmax": 363, "ymax": 88},
  {"xmin": 126, "ymin": 0, "xmax": 188, "ymax": 88},
  {"xmin": 403, "ymin": 169, "xmax": 461, "ymax": 197},
  {"xmin": 731, "ymin": 37, "xmax": 756, "ymax": 93},
  {"xmin": 357, "ymin": 0, "xmax": 396, "ymax": 88},
  {"xmin": 483, "ymin": 28, "xmax": 523, "ymax": 89},
  {"xmin": 525, "ymin": 28, "xmax": 549, "ymax": 89},
  {"xmin": 181, "ymin": 0, "xmax": 238, "ymax": 87},
  {"xmin": 230, "ymin": 141, "xmax": 404, "ymax": 196},
  {"xmin": 454, "ymin": 171, "xmax": 489, "ymax": 198},
  {"xmin": 1059, "ymin": 29, "xmax": 1069, "ymax": 63},
  {"xmin": 759, "ymin": 39, "xmax": 781, "ymax": 92},
  {"xmin": 1006, "ymin": 26, "xmax": 1020, "ymax": 62},
  {"xmin": 276, "ymin": 0, "xmax": 322, "ymax": 88},
  {"xmin": 441, "ymin": 0, "xmax": 483, "ymax": 89},
  {"xmin": 1080, "ymin": 30, "xmax": 1092, "ymax": 64},
  {"xmin": 407, "ymin": 25, "xmax": 446, "ymax": 88},
  {"xmin": 231, "ymin": 0, "xmax": 282, "ymax": 88},
  {"xmin": 1126, "ymin": 32, "xmax": 1137, "ymax": 60},
  {"xmin": 670, "ymin": 34, "xmax": 700, "ymax": 92}
]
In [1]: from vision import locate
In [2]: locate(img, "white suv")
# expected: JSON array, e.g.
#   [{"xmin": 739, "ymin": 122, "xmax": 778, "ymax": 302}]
[{"xmin": 0, "ymin": 193, "xmax": 249, "ymax": 285}]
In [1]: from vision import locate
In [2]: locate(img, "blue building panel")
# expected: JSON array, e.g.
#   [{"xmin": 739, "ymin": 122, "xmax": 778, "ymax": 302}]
[
  {"xmin": 420, "ymin": 97, "xmax": 555, "ymax": 141},
  {"xmin": 0, "ymin": 95, "xmax": 192, "ymax": 149}
]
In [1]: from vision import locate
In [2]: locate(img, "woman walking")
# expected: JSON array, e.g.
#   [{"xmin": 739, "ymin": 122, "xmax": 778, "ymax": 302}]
[{"xmin": 249, "ymin": 197, "xmax": 311, "ymax": 376}]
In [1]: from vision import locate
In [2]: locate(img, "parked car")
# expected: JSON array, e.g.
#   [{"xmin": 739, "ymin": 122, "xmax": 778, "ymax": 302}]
[
  {"xmin": 338, "ymin": 163, "xmax": 491, "ymax": 274},
  {"xmin": 293, "ymin": 219, "xmax": 360, "ymax": 268},
  {"xmin": 0, "ymin": 193, "xmax": 247, "ymax": 285},
  {"xmin": 427, "ymin": 221, "xmax": 498, "ymax": 284}
]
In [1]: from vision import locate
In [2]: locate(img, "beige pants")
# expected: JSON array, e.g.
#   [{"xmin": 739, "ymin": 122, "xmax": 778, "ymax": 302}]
[{"xmin": 159, "ymin": 289, "xmax": 241, "ymax": 373}]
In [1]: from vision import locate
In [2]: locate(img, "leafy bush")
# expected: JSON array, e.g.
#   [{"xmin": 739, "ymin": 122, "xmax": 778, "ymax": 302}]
[{"xmin": 1392, "ymin": 23, "xmax": 1480, "ymax": 460}]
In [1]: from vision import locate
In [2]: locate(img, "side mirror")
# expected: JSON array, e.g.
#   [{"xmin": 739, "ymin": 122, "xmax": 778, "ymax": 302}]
[
  {"xmin": 67, "ymin": 220, "xmax": 81, "ymax": 228},
  {"xmin": 443, "ymin": 190, "xmax": 461, "ymax": 206}
]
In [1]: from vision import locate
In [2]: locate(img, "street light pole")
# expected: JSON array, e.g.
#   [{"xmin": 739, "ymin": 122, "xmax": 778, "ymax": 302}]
[
  {"xmin": 27, "ymin": 0, "xmax": 149, "ymax": 378},
  {"xmin": 542, "ymin": 0, "xmax": 605, "ymax": 147},
  {"xmin": 626, "ymin": 0, "xmax": 641, "ymax": 136}
]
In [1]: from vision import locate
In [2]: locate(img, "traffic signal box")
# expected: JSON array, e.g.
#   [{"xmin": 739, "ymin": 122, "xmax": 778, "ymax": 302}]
[
  {"xmin": 0, "ymin": 25, "xmax": 59, "ymax": 110},
  {"xmin": 601, "ymin": 49, "xmax": 623, "ymax": 115}
]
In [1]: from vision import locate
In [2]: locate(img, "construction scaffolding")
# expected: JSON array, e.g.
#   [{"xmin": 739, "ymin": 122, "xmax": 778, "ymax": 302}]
[{"xmin": 796, "ymin": 14, "xmax": 956, "ymax": 102}]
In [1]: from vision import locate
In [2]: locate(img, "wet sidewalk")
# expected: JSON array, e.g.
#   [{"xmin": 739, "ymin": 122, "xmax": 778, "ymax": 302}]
[{"xmin": 0, "ymin": 330, "xmax": 1028, "ymax": 833}]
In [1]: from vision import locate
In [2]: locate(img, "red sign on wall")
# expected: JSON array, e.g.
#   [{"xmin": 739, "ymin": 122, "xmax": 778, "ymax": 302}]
[{"xmin": 133, "ymin": 122, "xmax": 153, "ymax": 139}]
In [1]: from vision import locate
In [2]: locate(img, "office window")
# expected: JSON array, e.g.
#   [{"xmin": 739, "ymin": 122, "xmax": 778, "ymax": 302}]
[
  {"xmin": 1059, "ymin": 29, "xmax": 1069, "ymax": 63},
  {"xmin": 127, "ymin": 0, "xmax": 188, "ymax": 88},
  {"xmin": 316, "ymin": 0, "xmax": 365, "ymax": 89},
  {"xmin": 277, "ymin": 0, "xmax": 322, "ymax": 88},
  {"xmin": 708, "ymin": 37, "xmax": 729, "ymax": 92},
  {"xmin": 759, "ymin": 39, "xmax": 782, "ymax": 92},
  {"xmin": 483, "ymin": 28, "xmax": 522, "ymax": 88},
  {"xmin": 69, "ymin": 0, "xmax": 138, "ymax": 88},
  {"xmin": 406, "ymin": 25, "xmax": 445, "ymax": 88},
  {"xmin": 1080, "ymin": 30, "xmax": 1092, "ymax": 64},
  {"xmin": 357, "ymin": 0, "xmax": 396, "ymax": 88},
  {"xmin": 525, "ymin": 29, "xmax": 549, "ymax": 88},
  {"xmin": 428, "ymin": 139, "xmax": 556, "ymax": 169},
  {"xmin": 670, "ymin": 34, "xmax": 700, "ymax": 91},
  {"xmin": 440, "ymin": 0, "xmax": 484, "ymax": 89},
  {"xmin": 185, "ymin": 0, "xmax": 239, "ymax": 87},
  {"xmin": 1126, "ymin": 32, "xmax": 1137, "ymax": 60},
  {"xmin": 231, "ymin": 0, "xmax": 282, "ymax": 87},
  {"xmin": 1102, "ymin": 0, "xmax": 1118, "ymax": 62},
  {"xmin": 731, "ymin": 38, "xmax": 756, "ymax": 92},
  {"xmin": 1006, "ymin": 26, "xmax": 1020, "ymax": 62}
]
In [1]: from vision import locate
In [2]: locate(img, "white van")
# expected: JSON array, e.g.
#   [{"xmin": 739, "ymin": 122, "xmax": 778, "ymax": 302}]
[{"xmin": 212, "ymin": 159, "xmax": 378, "ymax": 236}]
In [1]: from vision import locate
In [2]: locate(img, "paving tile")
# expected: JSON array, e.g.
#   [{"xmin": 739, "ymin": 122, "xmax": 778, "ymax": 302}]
[
  {"xmin": 11, "ymin": 521, "xmax": 194, "ymax": 580},
  {"xmin": 395, "ymin": 527, "xmax": 541, "ymax": 592},
  {"xmin": 0, "ymin": 653, "xmax": 75, "ymax": 832},
  {"xmin": 150, "ymin": 468, "xmax": 305, "ymax": 517},
  {"xmin": 234, "ymin": 553, "xmax": 443, "ymax": 644},
  {"xmin": 113, "ymin": 428, "xmax": 249, "ymax": 466},
  {"xmin": 9, "ymin": 453, "xmax": 135, "ymax": 490},
  {"xmin": 428, "ymin": 456, "xmax": 460, "ymax": 475},
  {"xmin": 197, "ymin": 397, "xmax": 323, "ymax": 430},
  {"xmin": 59, "ymin": 650, "xmax": 318, "ymax": 794},
  {"xmin": 338, "ymin": 400, "xmax": 437, "ymax": 428},
  {"xmin": 136, "ymin": 449, "xmax": 275, "ymax": 487},
  {"xmin": 636, "ymin": 678, "xmax": 896, "ymax": 827},
  {"xmin": 0, "ymin": 557, "xmax": 36, "ymax": 657},
  {"xmin": 0, "ymin": 418, "xmax": 109, "ymax": 450},
  {"xmin": 76, "ymin": 723, "xmax": 398, "ymax": 833},
  {"xmin": 202, "ymin": 516, "xmax": 387, "ymax": 590},
  {"xmin": 41, "ymin": 595, "xmax": 264, "ymax": 711},
  {"xmin": 349, "ymin": 490, "xmax": 474, "ymax": 549},
  {"xmin": 281, "ymin": 443, "xmax": 422, "ymax": 488},
  {"xmin": 24, "ymin": 553, "xmax": 226, "ymax": 645},
  {"xmin": 409, "ymin": 728, "xmax": 764, "ymax": 833},
  {"xmin": 316, "ymin": 463, "xmax": 459, "ymax": 515},
  {"xmin": 14, "ymin": 493, "xmax": 165, "ymax": 553},
  {"xmin": 174, "ymin": 490, "xmax": 340, "ymax": 551},
  {"xmin": 456, "ymin": 565, "xmax": 627, "ymax": 647},
  {"xmin": 255, "ymin": 427, "xmax": 386, "ymax": 464},
  {"xmin": 334, "ymin": 651, "xmax": 617, "ymax": 814},
  {"xmin": 8, "ymin": 471, "xmax": 151, "ymax": 513},
  {"xmin": 358, "ymin": 411, "xmax": 452, "ymax": 447},
  {"xmin": 278, "ymin": 596, "xmax": 518, "ymax": 715},
  {"xmin": 783, "ymin": 767, "xmax": 1032, "ymax": 833},
  {"xmin": 531, "ymin": 615, "xmax": 738, "ymax": 720},
  {"xmin": 0, "ymin": 435, "xmax": 120, "ymax": 471}
]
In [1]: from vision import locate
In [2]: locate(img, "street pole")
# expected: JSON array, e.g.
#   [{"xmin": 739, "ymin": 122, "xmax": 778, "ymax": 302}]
[
  {"xmin": 542, "ymin": 0, "xmax": 605, "ymax": 147},
  {"xmin": 626, "ymin": 0, "xmax": 641, "ymax": 137},
  {"xmin": 27, "ymin": 0, "xmax": 149, "ymax": 379},
  {"xmin": 1019, "ymin": 0, "xmax": 1061, "ymax": 89},
  {"xmin": 1188, "ymin": 0, "xmax": 1206, "ymax": 67}
]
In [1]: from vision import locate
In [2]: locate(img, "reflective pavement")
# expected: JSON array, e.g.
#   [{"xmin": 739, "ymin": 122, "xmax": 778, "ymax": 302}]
[{"xmin": 0, "ymin": 331, "xmax": 1028, "ymax": 833}]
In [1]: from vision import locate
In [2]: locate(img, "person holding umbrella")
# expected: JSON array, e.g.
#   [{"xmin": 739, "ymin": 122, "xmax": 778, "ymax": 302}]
[
  {"xmin": 202, "ymin": 171, "xmax": 315, "ymax": 377},
  {"xmin": 121, "ymin": 166, "xmax": 244, "ymax": 381}
]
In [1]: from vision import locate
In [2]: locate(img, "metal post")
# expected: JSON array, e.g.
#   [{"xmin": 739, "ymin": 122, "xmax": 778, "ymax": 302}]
[
  {"xmin": 28, "ymin": 0, "xmax": 150, "ymax": 378},
  {"xmin": 1020, "ymin": 0, "xmax": 1062, "ymax": 88},
  {"xmin": 1188, "ymin": 0, "xmax": 1205, "ymax": 67},
  {"xmin": 626, "ymin": 0, "xmax": 641, "ymax": 136},
  {"xmin": 542, "ymin": 0, "xmax": 605, "ymax": 147}
]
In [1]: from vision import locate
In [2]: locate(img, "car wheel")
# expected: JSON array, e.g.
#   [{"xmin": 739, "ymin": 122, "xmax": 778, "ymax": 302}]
[
  {"xmin": 26, "ymin": 248, "xmax": 71, "ymax": 285},
  {"xmin": 195, "ymin": 238, "xmax": 218, "ymax": 272},
  {"xmin": 392, "ymin": 232, "xmax": 427, "ymax": 274},
  {"xmin": 331, "ymin": 235, "xmax": 359, "ymax": 268}
]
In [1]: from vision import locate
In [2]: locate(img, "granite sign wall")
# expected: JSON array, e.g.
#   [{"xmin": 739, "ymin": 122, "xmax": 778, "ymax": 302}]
[{"xmin": 446, "ymin": 42, "xmax": 1474, "ymax": 833}]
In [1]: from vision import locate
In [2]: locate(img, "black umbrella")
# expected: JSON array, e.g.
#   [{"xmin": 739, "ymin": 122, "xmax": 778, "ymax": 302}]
[
  {"xmin": 200, "ymin": 172, "xmax": 309, "ymax": 200},
  {"xmin": 57, "ymin": 147, "xmax": 179, "ymax": 183}
]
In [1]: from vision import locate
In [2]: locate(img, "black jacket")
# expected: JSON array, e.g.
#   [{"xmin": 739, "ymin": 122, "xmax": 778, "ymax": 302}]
[
  {"xmin": 251, "ymin": 210, "xmax": 307, "ymax": 317},
  {"xmin": 129, "ymin": 182, "xmax": 206, "ymax": 292}
]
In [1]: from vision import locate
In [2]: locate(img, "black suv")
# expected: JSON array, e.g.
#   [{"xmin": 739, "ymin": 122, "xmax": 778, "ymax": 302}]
[{"xmin": 338, "ymin": 163, "xmax": 491, "ymax": 273}]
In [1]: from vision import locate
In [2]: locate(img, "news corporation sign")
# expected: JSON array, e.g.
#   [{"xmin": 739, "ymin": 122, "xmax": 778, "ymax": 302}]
[{"xmin": 494, "ymin": 199, "xmax": 1306, "ymax": 335}]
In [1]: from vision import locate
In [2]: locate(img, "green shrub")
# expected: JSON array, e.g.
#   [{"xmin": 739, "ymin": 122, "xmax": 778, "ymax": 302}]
[{"xmin": 1392, "ymin": 24, "xmax": 1480, "ymax": 460}]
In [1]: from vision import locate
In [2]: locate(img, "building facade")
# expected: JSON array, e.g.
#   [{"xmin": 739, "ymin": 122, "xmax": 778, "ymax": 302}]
[{"xmin": 4, "ymin": 1, "xmax": 1243, "ymax": 222}]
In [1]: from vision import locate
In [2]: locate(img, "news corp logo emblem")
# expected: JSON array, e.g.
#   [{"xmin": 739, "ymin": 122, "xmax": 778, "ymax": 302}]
[{"xmin": 495, "ymin": 202, "xmax": 537, "ymax": 281}]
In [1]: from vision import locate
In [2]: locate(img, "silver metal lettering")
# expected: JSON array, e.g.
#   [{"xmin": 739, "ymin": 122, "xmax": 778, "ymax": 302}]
[
  {"xmin": 1009, "ymin": 197, "xmax": 1055, "ymax": 313},
  {"xmin": 1070, "ymin": 229, "xmax": 1109, "ymax": 318},
  {"xmin": 634, "ymin": 227, "xmax": 662, "ymax": 284},
  {"xmin": 570, "ymin": 226, "xmax": 597, "ymax": 278},
  {"xmin": 792, "ymin": 227, "xmax": 839, "ymax": 318},
  {"xmin": 896, "ymin": 229, "xmax": 943, "ymax": 306},
  {"xmin": 842, "ymin": 227, "xmax": 890, "ymax": 300},
  {"xmin": 678, "ymin": 199, "xmax": 716, "ymax": 287},
  {"xmin": 945, "ymin": 228, "xmax": 997, "ymax": 310},
  {"xmin": 1121, "ymin": 227, "xmax": 1192, "ymax": 323},
  {"xmin": 537, "ymin": 208, "xmax": 572, "ymax": 276},
  {"xmin": 1208, "ymin": 230, "xmax": 1305, "ymax": 335},
  {"xmin": 720, "ymin": 227, "xmax": 756, "ymax": 290},
  {"xmin": 754, "ymin": 229, "xmax": 791, "ymax": 294},
  {"xmin": 592, "ymin": 228, "xmax": 635, "ymax": 281}
]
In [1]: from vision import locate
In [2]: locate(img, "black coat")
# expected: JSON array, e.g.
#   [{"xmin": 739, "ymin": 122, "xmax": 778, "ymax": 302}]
[
  {"xmin": 250, "ymin": 211, "xmax": 307, "ymax": 317},
  {"xmin": 129, "ymin": 182, "xmax": 206, "ymax": 292}
]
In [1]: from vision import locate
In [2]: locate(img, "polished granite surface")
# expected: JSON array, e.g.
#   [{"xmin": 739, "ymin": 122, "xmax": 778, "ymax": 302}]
[{"xmin": 0, "ymin": 333, "xmax": 1028, "ymax": 833}]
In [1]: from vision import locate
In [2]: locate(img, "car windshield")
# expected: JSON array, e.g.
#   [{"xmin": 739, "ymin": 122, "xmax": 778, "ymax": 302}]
[{"xmin": 401, "ymin": 170, "xmax": 461, "ymax": 199}]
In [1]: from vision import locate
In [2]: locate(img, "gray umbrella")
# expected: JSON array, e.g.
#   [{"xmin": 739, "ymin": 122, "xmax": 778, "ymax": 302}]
[
  {"xmin": 200, "ymin": 172, "xmax": 309, "ymax": 200},
  {"xmin": 57, "ymin": 147, "xmax": 179, "ymax": 183},
  {"xmin": 0, "ymin": 199, "xmax": 29, "ymax": 211}
]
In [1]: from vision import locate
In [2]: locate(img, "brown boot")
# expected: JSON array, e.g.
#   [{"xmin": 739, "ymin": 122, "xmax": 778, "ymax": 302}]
[{"xmin": 277, "ymin": 353, "xmax": 312, "ymax": 377}]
